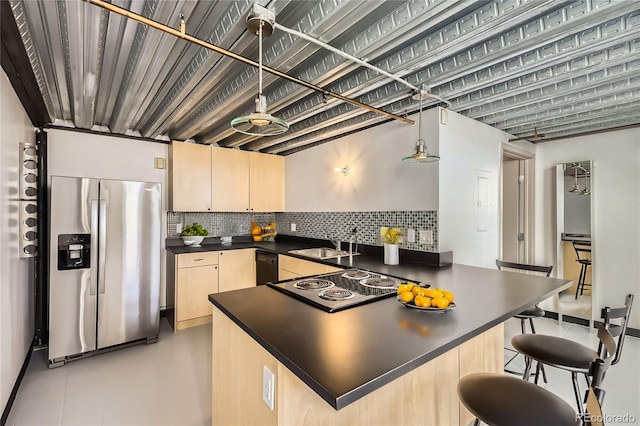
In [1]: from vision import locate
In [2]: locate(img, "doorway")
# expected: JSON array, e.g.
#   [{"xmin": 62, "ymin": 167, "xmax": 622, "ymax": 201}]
[{"xmin": 501, "ymin": 146, "xmax": 534, "ymax": 264}]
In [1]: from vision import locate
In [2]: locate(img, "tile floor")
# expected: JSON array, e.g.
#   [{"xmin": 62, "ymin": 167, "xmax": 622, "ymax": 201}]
[{"xmin": 6, "ymin": 317, "xmax": 640, "ymax": 426}]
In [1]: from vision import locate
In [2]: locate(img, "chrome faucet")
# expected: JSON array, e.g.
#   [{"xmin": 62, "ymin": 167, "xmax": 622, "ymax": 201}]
[{"xmin": 326, "ymin": 234, "xmax": 341, "ymax": 250}]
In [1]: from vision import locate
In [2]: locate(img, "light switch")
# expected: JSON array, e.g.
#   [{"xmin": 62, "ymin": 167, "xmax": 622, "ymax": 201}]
[
  {"xmin": 154, "ymin": 157, "xmax": 166, "ymax": 169},
  {"xmin": 406, "ymin": 228, "xmax": 416, "ymax": 243},
  {"xmin": 290, "ymin": 223, "xmax": 297, "ymax": 232}
]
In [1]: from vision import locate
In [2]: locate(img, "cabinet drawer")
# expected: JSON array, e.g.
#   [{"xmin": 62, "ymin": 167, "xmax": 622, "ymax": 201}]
[{"xmin": 178, "ymin": 251, "xmax": 219, "ymax": 268}]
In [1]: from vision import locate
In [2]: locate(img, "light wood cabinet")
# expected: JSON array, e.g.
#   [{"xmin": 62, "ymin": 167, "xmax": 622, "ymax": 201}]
[
  {"xmin": 168, "ymin": 251, "xmax": 219, "ymax": 330},
  {"xmin": 250, "ymin": 151, "xmax": 285, "ymax": 212},
  {"xmin": 212, "ymin": 308, "xmax": 503, "ymax": 425},
  {"xmin": 219, "ymin": 249, "xmax": 256, "ymax": 292},
  {"xmin": 169, "ymin": 141, "xmax": 212, "ymax": 212},
  {"xmin": 211, "ymin": 147, "xmax": 250, "ymax": 212},
  {"xmin": 278, "ymin": 255, "xmax": 342, "ymax": 280}
]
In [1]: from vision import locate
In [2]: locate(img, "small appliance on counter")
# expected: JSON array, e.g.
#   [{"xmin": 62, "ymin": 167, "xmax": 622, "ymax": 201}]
[{"xmin": 268, "ymin": 269, "xmax": 424, "ymax": 312}]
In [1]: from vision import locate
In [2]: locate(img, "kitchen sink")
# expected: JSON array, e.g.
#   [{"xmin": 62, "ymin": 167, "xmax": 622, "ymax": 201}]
[{"xmin": 288, "ymin": 247, "xmax": 360, "ymax": 260}]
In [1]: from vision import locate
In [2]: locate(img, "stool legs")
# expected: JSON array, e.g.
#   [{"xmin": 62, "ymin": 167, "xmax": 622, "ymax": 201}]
[{"xmin": 571, "ymin": 372, "xmax": 585, "ymax": 417}]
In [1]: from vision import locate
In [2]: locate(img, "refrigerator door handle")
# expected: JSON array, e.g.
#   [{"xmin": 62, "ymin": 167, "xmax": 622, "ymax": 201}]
[
  {"xmin": 90, "ymin": 199, "xmax": 99, "ymax": 296},
  {"xmin": 98, "ymin": 199, "xmax": 107, "ymax": 294}
]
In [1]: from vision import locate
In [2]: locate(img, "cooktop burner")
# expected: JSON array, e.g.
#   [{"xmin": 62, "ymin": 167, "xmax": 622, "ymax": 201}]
[
  {"xmin": 341, "ymin": 270, "xmax": 371, "ymax": 280},
  {"xmin": 318, "ymin": 288, "xmax": 354, "ymax": 301},
  {"xmin": 294, "ymin": 279, "xmax": 335, "ymax": 290},
  {"xmin": 360, "ymin": 277, "xmax": 397, "ymax": 289},
  {"xmin": 268, "ymin": 268, "xmax": 425, "ymax": 313}
]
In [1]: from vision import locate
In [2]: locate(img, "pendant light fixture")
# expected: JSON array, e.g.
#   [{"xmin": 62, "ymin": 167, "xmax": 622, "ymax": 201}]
[
  {"xmin": 230, "ymin": 11, "xmax": 289, "ymax": 136},
  {"xmin": 568, "ymin": 165, "xmax": 581, "ymax": 193},
  {"xmin": 582, "ymin": 171, "xmax": 590, "ymax": 195},
  {"xmin": 402, "ymin": 86, "xmax": 440, "ymax": 163}
]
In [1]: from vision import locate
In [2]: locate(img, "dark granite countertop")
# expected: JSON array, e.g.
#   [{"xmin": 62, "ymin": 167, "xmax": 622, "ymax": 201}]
[{"xmin": 208, "ymin": 259, "xmax": 571, "ymax": 410}]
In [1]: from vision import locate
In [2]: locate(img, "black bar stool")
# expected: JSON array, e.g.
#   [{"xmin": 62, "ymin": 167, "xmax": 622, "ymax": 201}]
[
  {"xmin": 496, "ymin": 260, "xmax": 552, "ymax": 383},
  {"xmin": 512, "ymin": 294, "xmax": 634, "ymax": 417},
  {"xmin": 458, "ymin": 324, "xmax": 616, "ymax": 426},
  {"xmin": 572, "ymin": 241, "xmax": 592, "ymax": 299}
]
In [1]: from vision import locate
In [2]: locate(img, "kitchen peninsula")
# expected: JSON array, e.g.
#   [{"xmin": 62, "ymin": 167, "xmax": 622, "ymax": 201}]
[{"xmin": 209, "ymin": 252, "xmax": 571, "ymax": 425}]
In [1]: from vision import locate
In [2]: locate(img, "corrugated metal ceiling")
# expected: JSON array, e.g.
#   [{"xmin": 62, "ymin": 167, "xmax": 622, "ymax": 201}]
[{"xmin": 7, "ymin": 0, "xmax": 640, "ymax": 154}]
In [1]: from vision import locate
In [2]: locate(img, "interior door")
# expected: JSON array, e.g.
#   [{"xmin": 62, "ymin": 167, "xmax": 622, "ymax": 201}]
[{"xmin": 97, "ymin": 179, "xmax": 161, "ymax": 349}]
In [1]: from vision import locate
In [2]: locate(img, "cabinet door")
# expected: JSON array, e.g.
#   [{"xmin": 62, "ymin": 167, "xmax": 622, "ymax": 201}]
[
  {"xmin": 250, "ymin": 152, "xmax": 285, "ymax": 212},
  {"xmin": 211, "ymin": 147, "xmax": 250, "ymax": 212},
  {"xmin": 176, "ymin": 265, "xmax": 218, "ymax": 321},
  {"xmin": 219, "ymin": 249, "xmax": 256, "ymax": 292},
  {"xmin": 170, "ymin": 141, "xmax": 212, "ymax": 211},
  {"xmin": 278, "ymin": 269, "xmax": 299, "ymax": 281},
  {"xmin": 278, "ymin": 255, "xmax": 342, "ymax": 277}
]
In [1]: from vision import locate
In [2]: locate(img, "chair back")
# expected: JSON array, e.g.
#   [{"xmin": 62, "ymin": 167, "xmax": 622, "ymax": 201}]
[
  {"xmin": 584, "ymin": 324, "xmax": 617, "ymax": 426},
  {"xmin": 572, "ymin": 241, "xmax": 592, "ymax": 262},
  {"xmin": 599, "ymin": 294, "xmax": 634, "ymax": 365},
  {"xmin": 496, "ymin": 260, "xmax": 553, "ymax": 277}
]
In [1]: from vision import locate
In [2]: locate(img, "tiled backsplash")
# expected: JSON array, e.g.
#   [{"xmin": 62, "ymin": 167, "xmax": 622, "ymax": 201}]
[
  {"xmin": 276, "ymin": 211, "xmax": 438, "ymax": 252},
  {"xmin": 167, "ymin": 212, "xmax": 275, "ymax": 237},
  {"xmin": 167, "ymin": 210, "xmax": 438, "ymax": 251}
]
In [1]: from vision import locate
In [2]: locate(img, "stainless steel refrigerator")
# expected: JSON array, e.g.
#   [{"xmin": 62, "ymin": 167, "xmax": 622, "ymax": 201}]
[{"xmin": 48, "ymin": 176, "xmax": 161, "ymax": 367}]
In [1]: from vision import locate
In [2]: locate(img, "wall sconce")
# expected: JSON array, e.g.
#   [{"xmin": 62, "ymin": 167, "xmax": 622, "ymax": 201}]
[{"xmin": 334, "ymin": 165, "xmax": 350, "ymax": 176}]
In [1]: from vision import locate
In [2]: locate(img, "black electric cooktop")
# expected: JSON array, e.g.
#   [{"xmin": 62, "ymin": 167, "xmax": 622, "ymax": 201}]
[{"xmin": 267, "ymin": 269, "xmax": 424, "ymax": 312}]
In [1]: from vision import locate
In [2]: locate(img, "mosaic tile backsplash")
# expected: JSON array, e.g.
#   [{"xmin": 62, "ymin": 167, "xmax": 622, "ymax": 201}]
[
  {"xmin": 276, "ymin": 211, "xmax": 438, "ymax": 252},
  {"xmin": 167, "ymin": 212, "xmax": 275, "ymax": 237},
  {"xmin": 167, "ymin": 210, "xmax": 438, "ymax": 252}
]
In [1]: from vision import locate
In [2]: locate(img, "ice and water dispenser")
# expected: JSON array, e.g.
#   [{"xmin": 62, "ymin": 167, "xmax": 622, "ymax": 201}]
[{"xmin": 57, "ymin": 234, "xmax": 91, "ymax": 270}]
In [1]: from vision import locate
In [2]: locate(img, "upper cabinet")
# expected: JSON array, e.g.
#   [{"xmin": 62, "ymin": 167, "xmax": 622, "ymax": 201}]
[
  {"xmin": 250, "ymin": 151, "xmax": 285, "ymax": 212},
  {"xmin": 211, "ymin": 147, "xmax": 250, "ymax": 212},
  {"xmin": 170, "ymin": 141, "xmax": 285, "ymax": 212},
  {"xmin": 169, "ymin": 141, "xmax": 212, "ymax": 212}
]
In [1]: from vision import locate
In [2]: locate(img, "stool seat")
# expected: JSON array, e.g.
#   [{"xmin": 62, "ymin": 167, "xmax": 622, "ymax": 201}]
[
  {"xmin": 458, "ymin": 373, "xmax": 580, "ymax": 426},
  {"xmin": 515, "ymin": 305, "xmax": 544, "ymax": 318},
  {"xmin": 512, "ymin": 334, "xmax": 596, "ymax": 372}
]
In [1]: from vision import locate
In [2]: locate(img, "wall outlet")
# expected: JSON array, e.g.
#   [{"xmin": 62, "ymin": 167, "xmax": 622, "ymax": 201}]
[
  {"xmin": 406, "ymin": 228, "xmax": 416, "ymax": 243},
  {"xmin": 290, "ymin": 223, "xmax": 297, "ymax": 232},
  {"xmin": 419, "ymin": 229, "xmax": 433, "ymax": 244},
  {"xmin": 176, "ymin": 223, "xmax": 183, "ymax": 234},
  {"xmin": 263, "ymin": 366, "xmax": 275, "ymax": 410}
]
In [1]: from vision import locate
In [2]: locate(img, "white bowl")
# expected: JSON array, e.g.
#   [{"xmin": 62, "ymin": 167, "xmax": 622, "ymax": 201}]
[{"xmin": 182, "ymin": 236, "xmax": 205, "ymax": 247}]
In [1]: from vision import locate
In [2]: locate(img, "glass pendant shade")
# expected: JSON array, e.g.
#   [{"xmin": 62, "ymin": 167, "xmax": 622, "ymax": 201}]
[
  {"xmin": 231, "ymin": 95, "xmax": 289, "ymax": 136},
  {"xmin": 402, "ymin": 139, "xmax": 440, "ymax": 163}
]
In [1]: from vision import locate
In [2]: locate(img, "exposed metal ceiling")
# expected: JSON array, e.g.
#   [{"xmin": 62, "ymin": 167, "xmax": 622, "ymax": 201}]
[{"xmin": 6, "ymin": 0, "xmax": 640, "ymax": 154}]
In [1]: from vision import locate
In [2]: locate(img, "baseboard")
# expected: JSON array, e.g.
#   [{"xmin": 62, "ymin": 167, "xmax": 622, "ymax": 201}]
[
  {"xmin": 1, "ymin": 339, "xmax": 33, "ymax": 426},
  {"xmin": 544, "ymin": 311, "xmax": 639, "ymax": 336}
]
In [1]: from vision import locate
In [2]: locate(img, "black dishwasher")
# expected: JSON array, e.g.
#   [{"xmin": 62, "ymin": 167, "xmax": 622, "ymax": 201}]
[{"xmin": 256, "ymin": 251, "xmax": 278, "ymax": 285}]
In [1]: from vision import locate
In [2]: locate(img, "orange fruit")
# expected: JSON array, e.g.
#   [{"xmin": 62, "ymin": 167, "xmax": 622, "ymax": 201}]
[
  {"xmin": 414, "ymin": 295, "xmax": 424, "ymax": 306},
  {"xmin": 406, "ymin": 283, "xmax": 415, "ymax": 292},
  {"xmin": 400, "ymin": 292, "xmax": 414, "ymax": 303},
  {"xmin": 421, "ymin": 298, "xmax": 432, "ymax": 308},
  {"xmin": 397, "ymin": 284, "xmax": 409, "ymax": 294},
  {"xmin": 443, "ymin": 291, "xmax": 454, "ymax": 303},
  {"xmin": 434, "ymin": 297, "xmax": 450, "ymax": 309}
]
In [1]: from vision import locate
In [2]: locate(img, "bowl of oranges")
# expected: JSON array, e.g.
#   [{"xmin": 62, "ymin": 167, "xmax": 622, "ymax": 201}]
[{"xmin": 397, "ymin": 283, "xmax": 456, "ymax": 312}]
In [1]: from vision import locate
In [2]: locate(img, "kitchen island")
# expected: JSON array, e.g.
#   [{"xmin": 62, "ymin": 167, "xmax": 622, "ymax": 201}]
[{"xmin": 209, "ymin": 261, "xmax": 571, "ymax": 426}]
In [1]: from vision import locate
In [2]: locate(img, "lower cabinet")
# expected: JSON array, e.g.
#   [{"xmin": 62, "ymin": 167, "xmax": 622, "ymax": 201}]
[
  {"xmin": 167, "ymin": 248, "xmax": 257, "ymax": 331},
  {"xmin": 168, "ymin": 251, "xmax": 219, "ymax": 331},
  {"xmin": 278, "ymin": 255, "xmax": 341, "ymax": 280},
  {"xmin": 219, "ymin": 249, "xmax": 256, "ymax": 292}
]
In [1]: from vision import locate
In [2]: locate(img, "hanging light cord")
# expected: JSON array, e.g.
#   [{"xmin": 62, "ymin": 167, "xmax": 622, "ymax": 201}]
[
  {"xmin": 258, "ymin": 21, "xmax": 263, "ymax": 96},
  {"xmin": 417, "ymin": 85, "xmax": 423, "ymax": 143}
]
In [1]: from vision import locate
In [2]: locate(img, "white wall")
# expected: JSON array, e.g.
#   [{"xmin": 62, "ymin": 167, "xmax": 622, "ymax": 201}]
[
  {"xmin": 47, "ymin": 129, "xmax": 169, "ymax": 307},
  {"xmin": 0, "ymin": 71, "xmax": 35, "ymax": 413},
  {"xmin": 438, "ymin": 109, "xmax": 510, "ymax": 268},
  {"xmin": 535, "ymin": 128, "xmax": 640, "ymax": 328},
  {"xmin": 285, "ymin": 109, "xmax": 440, "ymax": 212}
]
